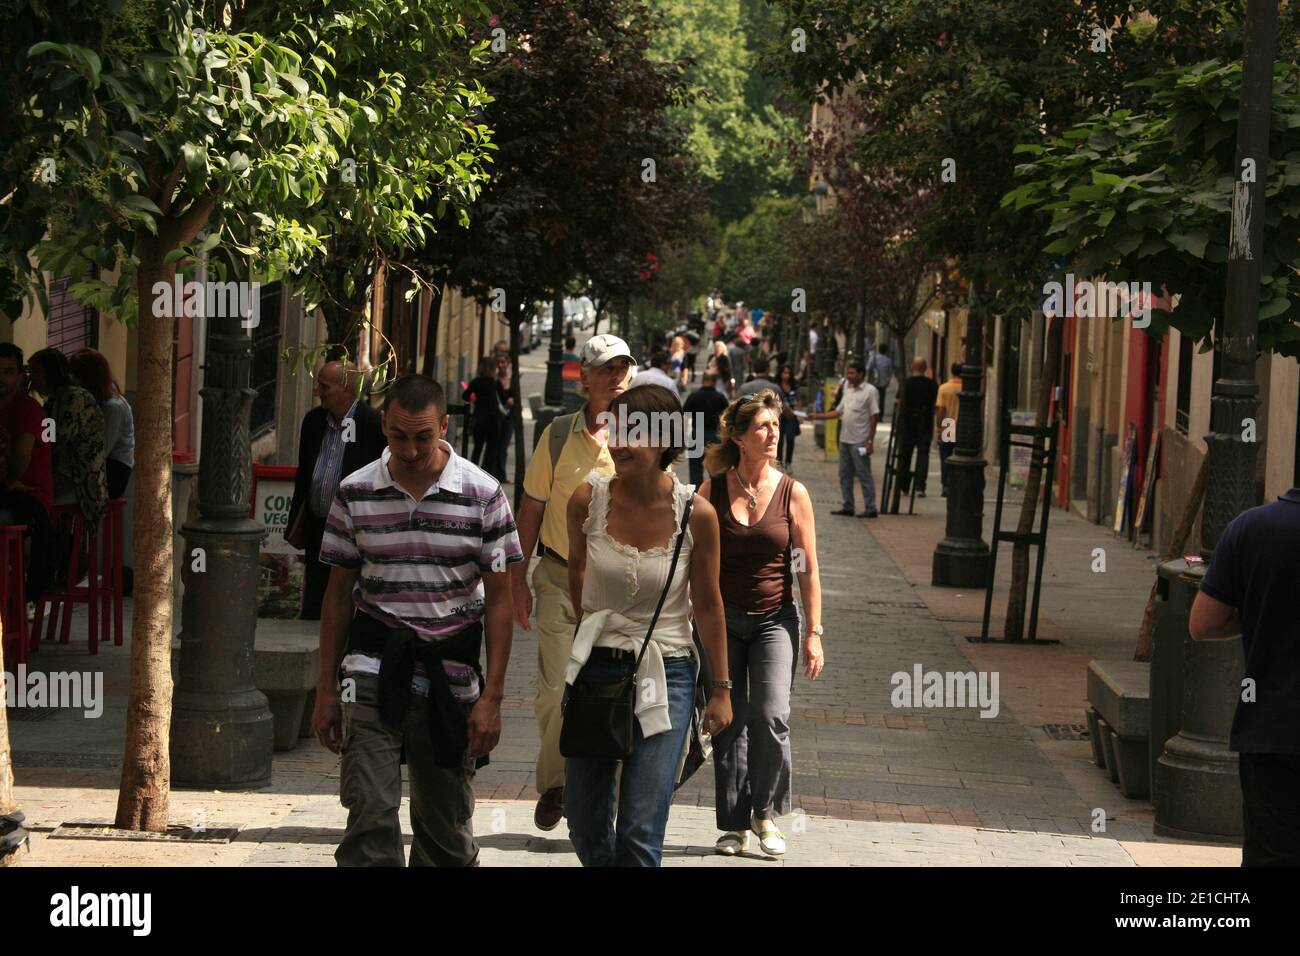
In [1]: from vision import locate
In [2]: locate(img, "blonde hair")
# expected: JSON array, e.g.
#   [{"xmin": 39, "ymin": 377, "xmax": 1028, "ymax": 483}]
[{"xmin": 702, "ymin": 388, "xmax": 784, "ymax": 476}]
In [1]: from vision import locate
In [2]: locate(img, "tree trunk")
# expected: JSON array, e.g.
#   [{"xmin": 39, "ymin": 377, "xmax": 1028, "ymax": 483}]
[
  {"xmin": 1135, "ymin": 454, "xmax": 1209, "ymax": 661},
  {"xmin": 1003, "ymin": 313, "xmax": 1063, "ymax": 642},
  {"xmin": 115, "ymin": 237, "xmax": 178, "ymax": 831}
]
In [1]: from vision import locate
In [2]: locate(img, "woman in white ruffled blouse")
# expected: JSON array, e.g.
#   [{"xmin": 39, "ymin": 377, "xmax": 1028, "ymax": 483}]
[{"xmin": 563, "ymin": 383, "xmax": 732, "ymax": 867}]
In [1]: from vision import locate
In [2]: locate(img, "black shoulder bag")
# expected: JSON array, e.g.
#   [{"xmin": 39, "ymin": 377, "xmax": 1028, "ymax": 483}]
[{"xmin": 560, "ymin": 496, "xmax": 694, "ymax": 761}]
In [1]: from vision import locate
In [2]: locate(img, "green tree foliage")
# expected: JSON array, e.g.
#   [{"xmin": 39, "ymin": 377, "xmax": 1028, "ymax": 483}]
[
  {"xmin": 717, "ymin": 195, "xmax": 801, "ymax": 308},
  {"xmin": 1005, "ymin": 60, "xmax": 1300, "ymax": 356},
  {"xmin": 649, "ymin": 0, "xmax": 802, "ymax": 224},
  {"xmin": 0, "ymin": 0, "xmax": 493, "ymax": 831}
]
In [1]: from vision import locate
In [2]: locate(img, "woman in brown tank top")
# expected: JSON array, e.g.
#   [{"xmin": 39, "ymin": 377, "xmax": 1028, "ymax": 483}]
[{"xmin": 698, "ymin": 388, "xmax": 824, "ymax": 858}]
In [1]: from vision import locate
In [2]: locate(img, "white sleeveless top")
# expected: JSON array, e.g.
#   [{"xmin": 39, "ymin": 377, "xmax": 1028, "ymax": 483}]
[{"xmin": 564, "ymin": 470, "xmax": 696, "ymax": 738}]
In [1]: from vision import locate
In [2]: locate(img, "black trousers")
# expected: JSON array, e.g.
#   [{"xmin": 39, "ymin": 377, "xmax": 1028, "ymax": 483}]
[
  {"xmin": 0, "ymin": 490, "xmax": 52, "ymax": 601},
  {"xmin": 470, "ymin": 421, "xmax": 502, "ymax": 481},
  {"xmin": 1239, "ymin": 752, "xmax": 1300, "ymax": 866},
  {"xmin": 301, "ymin": 539, "xmax": 329, "ymax": 621},
  {"xmin": 897, "ymin": 434, "xmax": 931, "ymax": 493}
]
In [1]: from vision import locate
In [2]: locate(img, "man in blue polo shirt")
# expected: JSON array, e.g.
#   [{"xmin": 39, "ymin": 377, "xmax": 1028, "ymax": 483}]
[{"xmin": 1190, "ymin": 486, "xmax": 1300, "ymax": 866}]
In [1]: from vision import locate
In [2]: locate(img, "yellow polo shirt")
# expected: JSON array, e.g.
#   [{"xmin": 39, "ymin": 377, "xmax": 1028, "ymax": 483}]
[
  {"xmin": 935, "ymin": 377, "xmax": 962, "ymax": 433},
  {"xmin": 523, "ymin": 408, "xmax": 615, "ymax": 561}
]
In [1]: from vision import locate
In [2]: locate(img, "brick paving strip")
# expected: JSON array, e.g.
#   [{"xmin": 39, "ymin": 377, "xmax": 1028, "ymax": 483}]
[{"xmin": 7, "ymin": 430, "xmax": 1238, "ymax": 866}]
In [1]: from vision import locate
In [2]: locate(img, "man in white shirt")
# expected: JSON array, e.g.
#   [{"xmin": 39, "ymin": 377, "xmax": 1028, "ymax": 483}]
[
  {"xmin": 808, "ymin": 359, "xmax": 880, "ymax": 517},
  {"xmin": 630, "ymin": 351, "xmax": 679, "ymax": 394}
]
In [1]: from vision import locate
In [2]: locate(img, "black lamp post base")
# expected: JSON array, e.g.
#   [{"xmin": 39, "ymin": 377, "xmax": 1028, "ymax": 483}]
[
  {"xmin": 170, "ymin": 521, "xmax": 273, "ymax": 790},
  {"xmin": 932, "ymin": 542, "xmax": 992, "ymax": 588},
  {"xmin": 170, "ymin": 688, "xmax": 274, "ymax": 791}
]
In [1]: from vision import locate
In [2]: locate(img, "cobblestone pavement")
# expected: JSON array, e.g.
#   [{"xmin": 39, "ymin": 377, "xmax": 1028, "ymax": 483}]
[{"xmin": 7, "ymin": 356, "xmax": 1239, "ymax": 866}]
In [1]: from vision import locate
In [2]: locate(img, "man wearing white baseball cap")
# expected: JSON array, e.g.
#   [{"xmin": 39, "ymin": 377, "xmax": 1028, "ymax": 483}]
[{"xmin": 510, "ymin": 333, "xmax": 636, "ymax": 831}]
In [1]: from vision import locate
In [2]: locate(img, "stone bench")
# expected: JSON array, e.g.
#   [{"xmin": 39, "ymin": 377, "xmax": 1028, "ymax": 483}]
[
  {"xmin": 1086, "ymin": 660, "xmax": 1151, "ymax": 800},
  {"xmin": 254, "ymin": 619, "xmax": 320, "ymax": 752}
]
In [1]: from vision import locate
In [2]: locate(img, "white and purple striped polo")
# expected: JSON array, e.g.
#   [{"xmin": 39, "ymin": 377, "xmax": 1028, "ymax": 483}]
[{"xmin": 320, "ymin": 441, "xmax": 523, "ymax": 640}]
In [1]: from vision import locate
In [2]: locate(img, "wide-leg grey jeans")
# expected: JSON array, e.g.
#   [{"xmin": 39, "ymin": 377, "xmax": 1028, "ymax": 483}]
[{"xmin": 713, "ymin": 601, "xmax": 801, "ymax": 831}]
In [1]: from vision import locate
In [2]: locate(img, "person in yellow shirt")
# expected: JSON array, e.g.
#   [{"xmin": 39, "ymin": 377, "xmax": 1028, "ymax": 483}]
[
  {"xmin": 510, "ymin": 334, "xmax": 635, "ymax": 831},
  {"xmin": 934, "ymin": 363, "xmax": 963, "ymax": 497}
]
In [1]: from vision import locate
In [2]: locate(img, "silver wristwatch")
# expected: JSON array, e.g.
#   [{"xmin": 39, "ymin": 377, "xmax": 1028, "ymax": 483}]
[
  {"xmin": 808, "ymin": 624, "xmax": 824, "ymax": 637},
  {"xmin": 713, "ymin": 679, "xmax": 735, "ymax": 690}
]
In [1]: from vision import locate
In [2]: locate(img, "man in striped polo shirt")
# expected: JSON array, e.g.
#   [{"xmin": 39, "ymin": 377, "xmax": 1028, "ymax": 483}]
[{"xmin": 311, "ymin": 374, "xmax": 522, "ymax": 867}]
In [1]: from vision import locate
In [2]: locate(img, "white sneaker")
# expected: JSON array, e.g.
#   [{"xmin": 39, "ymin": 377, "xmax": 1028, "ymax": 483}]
[
  {"xmin": 752, "ymin": 816, "xmax": 786, "ymax": 856},
  {"xmin": 715, "ymin": 830, "xmax": 750, "ymax": 856}
]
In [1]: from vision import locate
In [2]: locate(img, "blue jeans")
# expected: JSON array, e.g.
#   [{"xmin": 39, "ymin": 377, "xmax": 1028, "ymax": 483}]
[
  {"xmin": 838, "ymin": 439, "xmax": 877, "ymax": 512},
  {"xmin": 564, "ymin": 653, "xmax": 696, "ymax": 867},
  {"xmin": 713, "ymin": 602, "xmax": 799, "ymax": 830}
]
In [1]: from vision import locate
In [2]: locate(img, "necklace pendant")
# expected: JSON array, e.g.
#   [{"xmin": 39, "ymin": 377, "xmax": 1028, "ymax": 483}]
[{"xmin": 747, "ymin": 495, "xmax": 757, "ymax": 510}]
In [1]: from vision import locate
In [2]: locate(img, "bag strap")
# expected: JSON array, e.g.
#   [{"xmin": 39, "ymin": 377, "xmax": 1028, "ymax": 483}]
[
  {"xmin": 630, "ymin": 492, "xmax": 694, "ymax": 678},
  {"xmin": 549, "ymin": 409, "xmax": 579, "ymax": 473}
]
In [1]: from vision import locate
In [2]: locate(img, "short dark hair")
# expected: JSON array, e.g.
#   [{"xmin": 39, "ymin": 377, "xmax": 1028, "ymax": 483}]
[
  {"xmin": 951, "ymin": 362, "xmax": 963, "ymax": 378},
  {"xmin": 565, "ymin": 335, "xmax": 576, "ymax": 350},
  {"xmin": 383, "ymin": 374, "xmax": 446, "ymax": 417},
  {"xmin": 846, "ymin": 358, "xmax": 867, "ymax": 375},
  {"xmin": 752, "ymin": 356, "xmax": 770, "ymax": 375},
  {"xmin": 610, "ymin": 383, "xmax": 685, "ymax": 470},
  {"xmin": 0, "ymin": 342, "xmax": 23, "ymax": 368},
  {"xmin": 650, "ymin": 350, "xmax": 671, "ymax": 370}
]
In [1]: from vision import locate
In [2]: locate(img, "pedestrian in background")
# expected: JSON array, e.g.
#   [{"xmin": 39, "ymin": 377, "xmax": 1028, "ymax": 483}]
[
  {"xmin": 510, "ymin": 334, "xmax": 635, "ymax": 831},
  {"xmin": 935, "ymin": 362, "xmax": 962, "ymax": 497},
  {"xmin": 286, "ymin": 361, "xmax": 386, "ymax": 621},
  {"xmin": 776, "ymin": 363, "xmax": 800, "ymax": 473},
  {"xmin": 28, "ymin": 347, "xmax": 108, "ymax": 532},
  {"xmin": 0, "ymin": 342, "xmax": 53, "ymax": 600},
  {"xmin": 630, "ymin": 350, "xmax": 678, "ymax": 393},
  {"xmin": 700, "ymin": 389, "xmax": 824, "ymax": 857},
  {"xmin": 807, "ymin": 359, "xmax": 880, "ymax": 518},
  {"xmin": 69, "ymin": 348, "xmax": 134, "ymax": 500},
  {"xmin": 896, "ymin": 357, "xmax": 939, "ymax": 499},
  {"xmin": 493, "ymin": 341, "xmax": 514, "ymax": 482},
  {"xmin": 313, "ymin": 374, "xmax": 521, "ymax": 867},
  {"xmin": 563, "ymin": 383, "xmax": 731, "ymax": 866},
  {"xmin": 866, "ymin": 342, "xmax": 895, "ymax": 413},
  {"xmin": 1190, "ymin": 487, "xmax": 1300, "ymax": 866},
  {"xmin": 683, "ymin": 372, "xmax": 729, "ymax": 487},
  {"xmin": 463, "ymin": 356, "xmax": 506, "ymax": 481}
]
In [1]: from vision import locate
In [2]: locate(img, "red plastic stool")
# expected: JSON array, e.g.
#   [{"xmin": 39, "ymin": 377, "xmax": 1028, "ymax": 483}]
[
  {"xmin": 0, "ymin": 524, "xmax": 28, "ymax": 670},
  {"xmin": 33, "ymin": 504, "xmax": 104, "ymax": 654},
  {"xmin": 97, "ymin": 499, "xmax": 126, "ymax": 648}
]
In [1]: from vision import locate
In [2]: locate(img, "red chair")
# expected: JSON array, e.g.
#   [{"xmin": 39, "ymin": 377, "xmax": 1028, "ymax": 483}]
[
  {"xmin": 0, "ymin": 524, "xmax": 28, "ymax": 670},
  {"xmin": 32, "ymin": 499, "xmax": 125, "ymax": 654}
]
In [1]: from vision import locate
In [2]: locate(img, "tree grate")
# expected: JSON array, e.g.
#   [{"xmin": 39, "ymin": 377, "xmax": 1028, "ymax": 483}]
[
  {"xmin": 1042, "ymin": 723, "xmax": 1089, "ymax": 741},
  {"xmin": 50, "ymin": 821, "xmax": 240, "ymax": 844}
]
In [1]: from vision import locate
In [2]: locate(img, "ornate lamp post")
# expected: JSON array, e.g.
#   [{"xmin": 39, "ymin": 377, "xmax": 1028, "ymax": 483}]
[
  {"xmin": 170, "ymin": 286, "xmax": 273, "ymax": 789},
  {"xmin": 1155, "ymin": 0, "xmax": 1277, "ymax": 839},
  {"xmin": 932, "ymin": 277, "xmax": 992, "ymax": 587}
]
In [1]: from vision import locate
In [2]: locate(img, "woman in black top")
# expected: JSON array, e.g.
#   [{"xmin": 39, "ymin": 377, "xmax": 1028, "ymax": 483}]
[
  {"xmin": 463, "ymin": 356, "xmax": 506, "ymax": 481},
  {"xmin": 776, "ymin": 364, "xmax": 800, "ymax": 472}
]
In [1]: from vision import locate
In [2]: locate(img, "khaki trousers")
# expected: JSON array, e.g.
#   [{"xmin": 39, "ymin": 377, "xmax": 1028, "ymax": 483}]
[
  {"xmin": 532, "ymin": 554, "xmax": 578, "ymax": 793},
  {"xmin": 336, "ymin": 673, "xmax": 478, "ymax": 867}
]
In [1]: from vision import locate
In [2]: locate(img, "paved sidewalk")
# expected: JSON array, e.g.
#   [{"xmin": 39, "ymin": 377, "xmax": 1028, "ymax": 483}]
[{"xmin": 6, "ymin": 386, "xmax": 1239, "ymax": 867}]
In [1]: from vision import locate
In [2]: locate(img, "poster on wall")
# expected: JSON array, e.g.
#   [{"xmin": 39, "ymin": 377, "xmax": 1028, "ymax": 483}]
[
  {"xmin": 1008, "ymin": 409, "xmax": 1037, "ymax": 488},
  {"xmin": 1113, "ymin": 424, "xmax": 1138, "ymax": 536},
  {"xmin": 1133, "ymin": 428, "xmax": 1161, "ymax": 540},
  {"xmin": 251, "ymin": 464, "xmax": 304, "ymax": 618}
]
